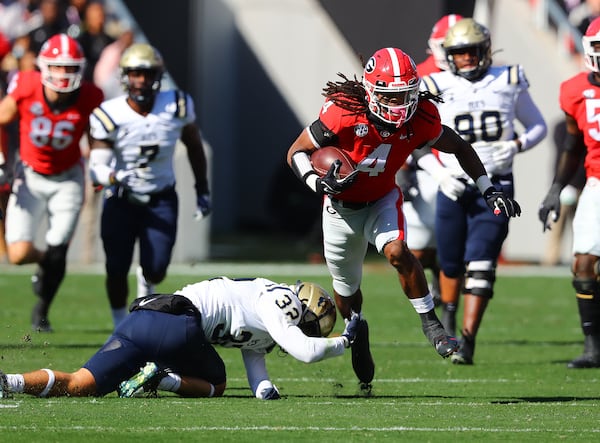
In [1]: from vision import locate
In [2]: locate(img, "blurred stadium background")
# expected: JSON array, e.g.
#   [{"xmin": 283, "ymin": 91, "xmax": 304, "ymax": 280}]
[{"xmin": 63, "ymin": 0, "xmax": 581, "ymax": 266}]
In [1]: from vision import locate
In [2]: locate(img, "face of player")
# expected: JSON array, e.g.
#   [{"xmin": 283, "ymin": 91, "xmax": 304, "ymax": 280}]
[
  {"xmin": 45, "ymin": 65, "xmax": 81, "ymax": 96},
  {"xmin": 127, "ymin": 69, "xmax": 158, "ymax": 90},
  {"xmin": 375, "ymin": 91, "xmax": 409, "ymax": 106},
  {"xmin": 125, "ymin": 69, "xmax": 160, "ymax": 109},
  {"xmin": 449, "ymin": 46, "xmax": 480, "ymax": 71}
]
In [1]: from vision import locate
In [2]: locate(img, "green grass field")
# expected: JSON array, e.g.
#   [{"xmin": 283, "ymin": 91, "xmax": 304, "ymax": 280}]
[{"xmin": 0, "ymin": 264, "xmax": 598, "ymax": 442}]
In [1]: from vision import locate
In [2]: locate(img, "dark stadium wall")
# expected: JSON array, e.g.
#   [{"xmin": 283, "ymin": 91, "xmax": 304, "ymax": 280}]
[
  {"xmin": 317, "ymin": 0, "xmax": 476, "ymax": 66},
  {"xmin": 122, "ymin": 0, "xmax": 191, "ymax": 92}
]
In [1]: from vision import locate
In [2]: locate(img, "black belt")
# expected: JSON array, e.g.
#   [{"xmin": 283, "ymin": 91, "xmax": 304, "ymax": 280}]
[{"xmin": 330, "ymin": 198, "xmax": 377, "ymax": 210}]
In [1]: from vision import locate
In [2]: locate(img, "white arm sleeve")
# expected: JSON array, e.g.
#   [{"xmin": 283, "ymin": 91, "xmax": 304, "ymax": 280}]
[
  {"xmin": 257, "ymin": 294, "xmax": 347, "ymax": 363},
  {"xmin": 273, "ymin": 327, "xmax": 347, "ymax": 363},
  {"xmin": 89, "ymin": 148, "xmax": 115, "ymax": 186},
  {"xmin": 514, "ymin": 89, "xmax": 547, "ymax": 152},
  {"xmin": 242, "ymin": 348, "xmax": 270, "ymax": 396}
]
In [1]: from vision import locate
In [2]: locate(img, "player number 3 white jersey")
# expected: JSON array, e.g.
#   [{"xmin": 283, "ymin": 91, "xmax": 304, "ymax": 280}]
[{"xmin": 89, "ymin": 90, "xmax": 195, "ymax": 194}]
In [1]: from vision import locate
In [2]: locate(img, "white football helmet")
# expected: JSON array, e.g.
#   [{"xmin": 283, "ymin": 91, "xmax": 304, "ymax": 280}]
[
  {"xmin": 428, "ymin": 14, "xmax": 464, "ymax": 71},
  {"xmin": 294, "ymin": 282, "xmax": 337, "ymax": 337},
  {"xmin": 583, "ymin": 16, "xmax": 600, "ymax": 72},
  {"xmin": 119, "ymin": 43, "xmax": 164, "ymax": 104},
  {"xmin": 37, "ymin": 33, "xmax": 86, "ymax": 93},
  {"xmin": 443, "ymin": 18, "xmax": 492, "ymax": 81},
  {"xmin": 363, "ymin": 47, "xmax": 420, "ymax": 128}
]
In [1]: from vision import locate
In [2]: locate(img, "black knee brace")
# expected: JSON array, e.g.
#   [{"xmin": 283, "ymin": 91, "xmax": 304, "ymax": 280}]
[
  {"xmin": 572, "ymin": 277, "xmax": 599, "ymax": 298},
  {"xmin": 463, "ymin": 261, "xmax": 496, "ymax": 298}
]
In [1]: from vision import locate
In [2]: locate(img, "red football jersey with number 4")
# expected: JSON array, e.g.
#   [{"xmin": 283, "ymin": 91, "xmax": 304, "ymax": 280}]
[
  {"xmin": 313, "ymin": 98, "xmax": 442, "ymax": 202},
  {"xmin": 560, "ymin": 71, "xmax": 600, "ymax": 179},
  {"xmin": 8, "ymin": 70, "xmax": 103, "ymax": 175}
]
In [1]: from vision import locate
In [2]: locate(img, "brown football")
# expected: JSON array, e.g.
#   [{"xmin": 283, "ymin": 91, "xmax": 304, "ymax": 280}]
[{"xmin": 310, "ymin": 146, "xmax": 356, "ymax": 178}]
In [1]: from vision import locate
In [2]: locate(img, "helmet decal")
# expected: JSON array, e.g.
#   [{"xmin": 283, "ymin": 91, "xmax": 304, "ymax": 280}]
[{"xmin": 365, "ymin": 57, "xmax": 376, "ymax": 74}]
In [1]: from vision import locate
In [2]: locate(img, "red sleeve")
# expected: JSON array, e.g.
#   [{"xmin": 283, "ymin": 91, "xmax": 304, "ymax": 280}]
[
  {"xmin": 559, "ymin": 73, "xmax": 585, "ymax": 117},
  {"xmin": 7, "ymin": 71, "xmax": 37, "ymax": 102}
]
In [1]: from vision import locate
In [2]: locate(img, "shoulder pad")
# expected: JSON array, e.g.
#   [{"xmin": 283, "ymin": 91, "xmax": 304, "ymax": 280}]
[
  {"xmin": 507, "ymin": 65, "xmax": 520, "ymax": 85},
  {"xmin": 92, "ymin": 106, "xmax": 117, "ymax": 133},
  {"xmin": 421, "ymin": 75, "xmax": 440, "ymax": 95}
]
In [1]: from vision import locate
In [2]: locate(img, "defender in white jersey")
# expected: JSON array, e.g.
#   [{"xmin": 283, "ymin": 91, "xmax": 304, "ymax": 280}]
[
  {"xmin": 0, "ymin": 277, "xmax": 359, "ymax": 400},
  {"xmin": 418, "ymin": 18, "xmax": 547, "ymax": 364},
  {"xmin": 88, "ymin": 43, "xmax": 211, "ymax": 329}
]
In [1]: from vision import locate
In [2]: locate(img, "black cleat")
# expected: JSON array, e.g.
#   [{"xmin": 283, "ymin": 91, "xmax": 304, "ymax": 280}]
[
  {"xmin": 31, "ymin": 301, "xmax": 53, "ymax": 333},
  {"xmin": 351, "ymin": 319, "xmax": 375, "ymax": 384},
  {"xmin": 567, "ymin": 353, "xmax": 600, "ymax": 368},
  {"xmin": 422, "ymin": 317, "xmax": 458, "ymax": 358},
  {"xmin": 435, "ymin": 335, "xmax": 459, "ymax": 358},
  {"xmin": 358, "ymin": 382, "xmax": 373, "ymax": 397},
  {"xmin": 567, "ymin": 335, "xmax": 600, "ymax": 368},
  {"xmin": 451, "ymin": 336, "xmax": 475, "ymax": 365}
]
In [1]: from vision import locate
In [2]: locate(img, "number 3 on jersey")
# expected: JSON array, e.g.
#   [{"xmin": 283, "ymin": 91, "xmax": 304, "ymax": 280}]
[
  {"xmin": 30, "ymin": 117, "xmax": 75, "ymax": 150},
  {"xmin": 356, "ymin": 143, "xmax": 391, "ymax": 176}
]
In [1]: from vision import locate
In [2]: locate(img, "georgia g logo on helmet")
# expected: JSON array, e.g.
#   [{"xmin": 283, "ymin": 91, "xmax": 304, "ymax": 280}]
[{"xmin": 365, "ymin": 56, "xmax": 377, "ymax": 74}]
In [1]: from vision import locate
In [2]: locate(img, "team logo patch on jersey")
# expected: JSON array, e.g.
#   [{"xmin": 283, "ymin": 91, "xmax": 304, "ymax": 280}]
[
  {"xmin": 30, "ymin": 102, "xmax": 44, "ymax": 116},
  {"xmin": 355, "ymin": 124, "xmax": 369, "ymax": 137},
  {"xmin": 584, "ymin": 88, "xmax": 596, "ymax": 98}
]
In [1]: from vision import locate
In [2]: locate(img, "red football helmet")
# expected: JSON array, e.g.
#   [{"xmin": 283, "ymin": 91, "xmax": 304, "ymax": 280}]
[
  {"xmin": 583, "ymin": 16, "xmax": 600, "ymax": 72},
  {"xmin": 363, "ymin": 47, "xmax": 420, "ymax": 128},
  {"xmin": 428, "ymin": 14, "xmax": 464, "ymax": 70},
  {"xmin": 37, "ymin": 33, "xmax": 86, "ymax": 93}
]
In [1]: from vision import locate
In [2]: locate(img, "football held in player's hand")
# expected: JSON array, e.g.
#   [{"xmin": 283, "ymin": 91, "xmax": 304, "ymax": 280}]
[{"xmin": 310, "ymin": 146, "xmax": 356, "ymax": 178}]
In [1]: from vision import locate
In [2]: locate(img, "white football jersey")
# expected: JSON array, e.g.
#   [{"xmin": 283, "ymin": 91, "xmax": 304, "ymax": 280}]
[
  {"xmin": 420, "ymin": 65, "xmax": 529, "ymax": 178},
  {"xmin": 89, "ymin": 90, "xmax": 195, "ymax": 193},
  {"xmin": 176, "ymin": 277, "xmax": 346, "ymax": 360}
]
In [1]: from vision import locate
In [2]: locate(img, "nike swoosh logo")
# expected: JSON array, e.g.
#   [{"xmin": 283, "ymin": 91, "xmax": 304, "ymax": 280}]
[{"xmin": 138, "ymin": 297, "xmax": 157, "ymax": 307}]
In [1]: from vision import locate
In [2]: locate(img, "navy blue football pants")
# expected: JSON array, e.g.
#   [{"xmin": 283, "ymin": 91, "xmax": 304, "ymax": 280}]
[
  {"xmin": 101, "ymin": 187, "xmax": 178, "ymax": 278},
  {"xmin": 435, "ymin": 176, "xmax": 514, "ymax": 278},
  {"xmin": 84, "ymin": 309, "xmax": 226, "ymax": 396}
]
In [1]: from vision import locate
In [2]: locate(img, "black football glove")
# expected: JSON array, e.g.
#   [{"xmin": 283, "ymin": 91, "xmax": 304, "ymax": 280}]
[
  {"xmin": 316, "ymin": 160, "xmax": 359, "ymax": 195},
  {"xmin": 483, "ymin": 187, "xmax": 521, "ymax": 218},
  {"xmin": 342, "ymin": 312, "xmax": 361, "ymax": 347},
  {"xmin": 538, "ymin": 183, "xmax": 562, "ymax": 232}
]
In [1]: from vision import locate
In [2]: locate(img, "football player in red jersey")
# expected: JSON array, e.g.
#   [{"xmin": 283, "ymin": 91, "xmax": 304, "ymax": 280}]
[
  {"xmin": 540, "ymin": 16, "xmax": 600, "ymax": 368},
  {"xmin": 287, "ymin": 47, "xmax": 520, "ymax": 391},
  {"xmin": 0, "ymin": 33, "xmax": 104, "ymax": 332}
]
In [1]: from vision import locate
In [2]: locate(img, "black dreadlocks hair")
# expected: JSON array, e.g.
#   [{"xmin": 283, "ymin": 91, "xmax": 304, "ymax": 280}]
[
  {"xmin": 322, "ymin": 73, "xmax": 368, "ymax": 115},
  {"xmin": 321, "ymin": 72, "xmax": 444, "ymax": 117}
]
